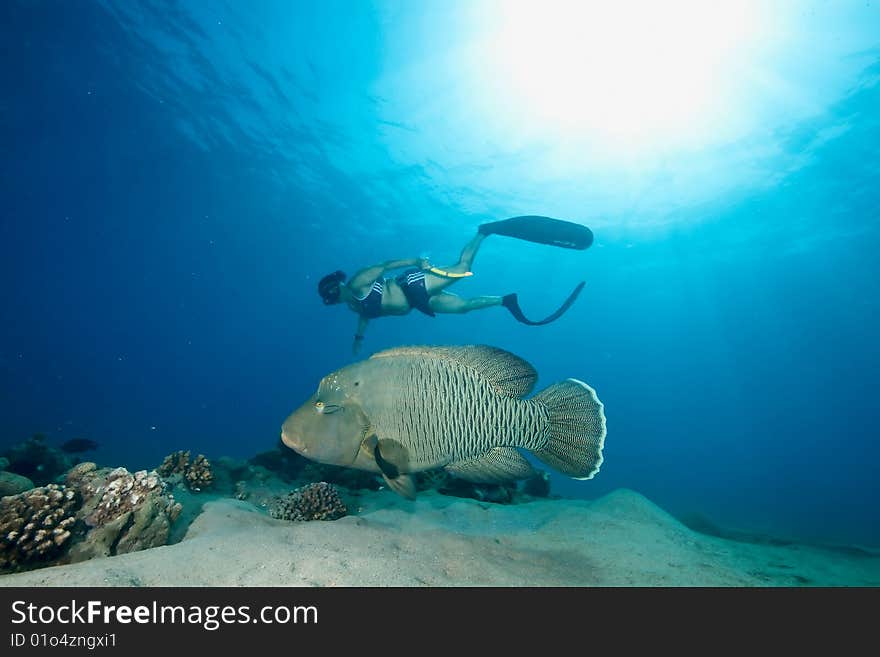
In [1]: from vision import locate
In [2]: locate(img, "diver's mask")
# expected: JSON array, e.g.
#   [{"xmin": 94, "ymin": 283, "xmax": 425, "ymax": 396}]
[{"xmin": 318, "ymin": 270, "xmax": 347, "ymax": 305}]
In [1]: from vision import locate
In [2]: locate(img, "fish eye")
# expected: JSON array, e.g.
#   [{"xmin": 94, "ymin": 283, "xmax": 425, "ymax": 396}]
[{"xmin": 314, "ymin": 400, "xmax": 342, "ymax": 415}]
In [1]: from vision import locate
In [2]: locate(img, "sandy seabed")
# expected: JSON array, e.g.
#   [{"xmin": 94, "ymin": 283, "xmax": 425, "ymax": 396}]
[{"xmin": 0, "ymin": 488, "xmax": 877, "ymax": 587}]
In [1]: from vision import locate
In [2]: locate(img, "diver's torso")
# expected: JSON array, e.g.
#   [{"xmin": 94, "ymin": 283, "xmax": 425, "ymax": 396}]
[{"xmin": 378, "ymin": 278, "xmax": 411, "ymax": 315}]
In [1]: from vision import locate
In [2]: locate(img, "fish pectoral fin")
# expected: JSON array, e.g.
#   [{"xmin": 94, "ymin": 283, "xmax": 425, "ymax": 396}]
[
  {"xmin": 373, "ymin": 438, "xmax": 416, "ymax": 500},
  {"xmin": 381, "ymin": 473, "xmax": 417, "ymax": 500},
  {"xmin": 374, "ymin": 438, "xmax": 410, "ymax": 476},
  {"xmin": 363, "ymin": 432, "xmax": 379, "ymax": 452},
  {"xmin": 445, "ymin": 447, "xmax": 537, "ymax": 484}
]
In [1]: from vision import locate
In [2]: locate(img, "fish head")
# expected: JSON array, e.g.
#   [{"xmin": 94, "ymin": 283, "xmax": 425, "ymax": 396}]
[{"xmin": 280, "ymin": 367, "xmax": 369, "ymax": 467}]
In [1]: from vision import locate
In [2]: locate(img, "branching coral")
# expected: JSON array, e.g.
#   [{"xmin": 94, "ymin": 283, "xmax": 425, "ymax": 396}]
[
  {"xmin": 157, "ymin": 450, "xmax": 190, "ymax": 478},
  {"xmin": 0, "ymin": 484, "xmax": 80, "ymax": 573},
  {"xmin": 184, "ymin": 454, "xmax": 213, "ymax": 491},
  {"xmin": 269, "ymin": 482, "xmax": 347, "ymax": 522},
  {"xmin": 157, "ymin": 450, "xmax": 213, "ymax": 492},
  {"xmin": 0, "ymin": 461, "xmax": 186, "ymax": 573}
]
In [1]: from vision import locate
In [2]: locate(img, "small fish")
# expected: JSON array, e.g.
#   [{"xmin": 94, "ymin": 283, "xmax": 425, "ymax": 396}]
[
  {"xmin": 59, "ymin": 438, "xmax": 99, "ymax": 454},
  {"xmin": 280, "ymin": 345, "xmax": 607, "ymax": 499}
]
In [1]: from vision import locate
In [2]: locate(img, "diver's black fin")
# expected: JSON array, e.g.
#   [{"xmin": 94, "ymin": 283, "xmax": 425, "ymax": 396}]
[
  {"xmin": 478, "ymin": 216, "xmax": 594, "ymax": 250},
  {"xmin": 502, "ymin": 282, "xmax": 585, "ymax": 326}
]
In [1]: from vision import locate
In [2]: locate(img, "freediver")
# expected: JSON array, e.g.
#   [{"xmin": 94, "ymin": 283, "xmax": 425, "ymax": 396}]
[{"xmin": 316, "ymin": 216, "xmax": 594, "ymax": 354}]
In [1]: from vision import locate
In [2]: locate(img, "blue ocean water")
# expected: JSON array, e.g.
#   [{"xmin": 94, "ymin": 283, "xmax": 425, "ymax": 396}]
[{"xmin": 1, "ymin": 0, "xmax": 878, "ymax": 548}]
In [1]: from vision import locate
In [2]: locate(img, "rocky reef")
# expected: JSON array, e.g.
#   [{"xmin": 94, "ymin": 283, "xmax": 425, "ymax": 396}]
[
  {"xmin": 0, "ymin": 429, "xmax": 556, "ymax": 576},
  {"xmin": 246, "ymin": 441, "xmax": 381, "ymax": 490},
  {"xmin": 0, "ymin": 462, "xmax": 183, "ymax": 574},
  {"xmin": 221, "ymin": 442, "xmax": 380, "ymax": 507},
  {"xmin": 269, "ymin": 482, "xmax": 347, "ymax": 522},
  {"xmin": 237, "ymin": 441, "xmax": 551, "ymax": 507},
  {"xmin": 65, "ymin": 463, "xmax": 182, "ymax": 562},
  {"xmin": 522, "ymin": 470, "xmax": 551, "ymax": 498},
  {"xmin": 247, "ymin": 442, "xmax": 306, "ymax": 482},
  {"xmin": 415, "ymin": 467, "xmax": 553, "ymax": 504},
  {"xmin": 2, "ymin": 433, "xmax": 74, "ymax": 486},
  {"xmin": 0, "ymin": 471, "xmax": 35, "ymax": 497}
]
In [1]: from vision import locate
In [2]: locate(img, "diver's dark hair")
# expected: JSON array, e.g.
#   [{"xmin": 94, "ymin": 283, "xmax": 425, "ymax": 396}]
[{"xmin": 318, "ymin": 270, "xmax": 347, "ymax": 305}]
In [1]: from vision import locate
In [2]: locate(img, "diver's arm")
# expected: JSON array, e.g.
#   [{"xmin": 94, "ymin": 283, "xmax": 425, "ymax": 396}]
[
  {"xmin": 352, "ymin": 316, "xmax": 369, "ymax": 355},
  {"xmin": 348, "ymin": 258, "xmax": 426, "ymax": 292}
]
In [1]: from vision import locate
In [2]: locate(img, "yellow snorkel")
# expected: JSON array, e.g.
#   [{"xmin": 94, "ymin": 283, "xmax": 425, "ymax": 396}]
[
  {"xmin": 426, "ymin": 266, "xmax": 473, "ymax": 279},
  {"xmin": 417, "ymin": 255, "xmax": 473, "ymax": 278}
]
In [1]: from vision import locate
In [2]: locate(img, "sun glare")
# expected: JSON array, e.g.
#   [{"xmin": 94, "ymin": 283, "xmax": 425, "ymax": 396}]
[{"xmin": 478, "ymin": 0, "xmax": 760, "ymax": 154}]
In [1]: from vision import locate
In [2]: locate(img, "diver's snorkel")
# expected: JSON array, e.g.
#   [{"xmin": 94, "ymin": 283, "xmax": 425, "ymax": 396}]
[
  {"xmin": 419, "ymin": 256, "xmax": 473, "ymax": 279},
  {"xmin": 426, "ymin": 266, "xmax": 473, "ymax": 279}
]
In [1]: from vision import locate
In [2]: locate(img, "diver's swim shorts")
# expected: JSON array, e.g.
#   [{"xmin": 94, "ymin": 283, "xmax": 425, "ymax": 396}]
[{"xmin": 396, "ymin": 269, "xmax": 435, "ymax": 317}]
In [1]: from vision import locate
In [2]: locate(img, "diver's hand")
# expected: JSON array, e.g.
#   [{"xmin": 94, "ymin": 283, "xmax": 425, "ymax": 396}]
[{"xmin": 418, "ymin": 256, "xmax": 431, "ymax": 271}]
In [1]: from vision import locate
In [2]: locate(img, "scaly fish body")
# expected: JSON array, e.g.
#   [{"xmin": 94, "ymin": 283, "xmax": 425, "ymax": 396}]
[
  {"xmin": 347, "ymin": 354, "xmax": 548, "ymax": 468},
  {"xmin": 282, "ymin": 345, "xmax": 606, "ymax": 499}
]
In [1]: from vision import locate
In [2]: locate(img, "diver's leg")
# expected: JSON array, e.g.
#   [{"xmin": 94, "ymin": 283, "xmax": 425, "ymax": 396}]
[
  {"xmin": 455, "ymin": 232, "xmax": 486, "ymax": 271},
  {"xmin": 428, "ymin": 291, "xmax": 503, "ymax": 314},
  {"xmin": 424, "ymin": 232, "xmax": 487, "ymax": 294}
]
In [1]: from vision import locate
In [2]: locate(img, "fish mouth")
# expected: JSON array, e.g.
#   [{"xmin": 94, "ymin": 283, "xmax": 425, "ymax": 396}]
[
  {"xmin": 280, "ymin": 424, "xmax": 307, "ymax": 456},
  {"xmin": 279, "ymin": 406, "xmax": 363, "ymax": 467}
]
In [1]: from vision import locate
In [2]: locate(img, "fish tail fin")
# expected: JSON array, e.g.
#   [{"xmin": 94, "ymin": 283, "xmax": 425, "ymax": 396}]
[{"xmin": 531, "ymin": 378, "xmax": 606, "ymax": 479}]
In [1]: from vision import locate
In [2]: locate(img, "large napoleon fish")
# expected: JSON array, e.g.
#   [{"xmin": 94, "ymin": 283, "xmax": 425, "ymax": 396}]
[{"xmin": 281, "ymin": 345, "xmax": 607, "ymax": 499}]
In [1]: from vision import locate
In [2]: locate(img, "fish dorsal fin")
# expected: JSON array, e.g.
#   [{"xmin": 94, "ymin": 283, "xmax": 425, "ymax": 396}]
[
  {"xmin": 445, "ymin": 447, "xmax": 537, "ymax": 483},
  {"xmin": 370, "ymin": 345, "xmax": 537, "ymax": 398}
]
